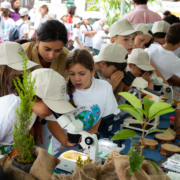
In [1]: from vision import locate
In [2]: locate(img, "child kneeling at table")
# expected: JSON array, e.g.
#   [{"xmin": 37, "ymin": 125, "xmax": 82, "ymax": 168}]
[{"xmin": 51, "ymin": 48, "xmax": 120, "ymax": 155}]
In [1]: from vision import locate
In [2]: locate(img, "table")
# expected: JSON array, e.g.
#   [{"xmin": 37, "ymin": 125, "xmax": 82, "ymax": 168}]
[{"xmin": 54, "ymin": 111, "xmax": 180, "ymax": 174}]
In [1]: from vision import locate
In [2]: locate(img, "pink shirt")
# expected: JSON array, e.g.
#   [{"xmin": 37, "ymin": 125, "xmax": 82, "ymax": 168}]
[{"xmin": 123, "ymin": 5, "xmax": 162, "ymax": 25}]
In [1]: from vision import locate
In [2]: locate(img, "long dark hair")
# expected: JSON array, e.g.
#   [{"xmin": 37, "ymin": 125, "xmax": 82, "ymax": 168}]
[
  {"xmin": 65, "ymin": 49, "xmax": 94, "ymax": 107},
  {"xmin": 68, "ymin": 5, "xmax": 76, "ymax": 18},
  {"xmin": 11, "ymin": 0, "xmax": 20, "ymax": 13},
  {"xmin": 36, "ymin": 20, "xmax": 68, "ymax": 45}
]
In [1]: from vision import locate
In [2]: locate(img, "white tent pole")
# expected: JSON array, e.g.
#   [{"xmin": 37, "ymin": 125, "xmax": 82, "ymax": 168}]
[{"xmin": 120, "ymin": 0, "xmax": 125, "ymax": 18}]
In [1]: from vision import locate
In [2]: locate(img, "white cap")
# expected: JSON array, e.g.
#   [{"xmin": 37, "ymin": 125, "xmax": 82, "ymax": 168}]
[
  {"xmin": 73, "ymin": 18, "xmax": 81, "ymax": 25},
  {"xmin": 152, "ymin": 21, "xmax": 170, "ymax": 34},
  {"xmin": 19, "ymin": 8, "xmax": 29, "ymax": 16},
  {"xmin": 134, "ymin": 23, "xmax": 153, "ymax": 38},
  {"xmin": 48, "ymin": 12, "xmax": 57, "ymax": 19},
  {"xmin": 59, "ymin": 10, "xmax": 68, "ymax": 19},
  {"xmin": 101, "ymin": 16, "xmax": 107, "ymax": 24},
  {"xmin": 1, "ymin": 2, "xmax": 14, "ymax": 12},
  {"xmin": 83, "ymin": 14, "xmax": 91, "ymax": 20},
  {"xmin": 39, "ymin": 1, "xmax": 48, "ymax": 8},
  {"xmin": 31, "ymin": 69, "xmax": 75, "ymax": 114},
  {"xmin": 93, "ymin": 42, "xmax": 128, "ymax": 63},
  {"xmin": 128, "ymin": 48, "xmax": 155, "ymax": 71},
  {"xmin": 103, "ymin": 25, "xmax": 109, "ymax": 31},
  {"xmin": 0, "ymin": 42, "xmax": 40, "ymax": 70},
  {"xmin": 109, "ymin": 19, "xmax": 142, "ymax": 38}
]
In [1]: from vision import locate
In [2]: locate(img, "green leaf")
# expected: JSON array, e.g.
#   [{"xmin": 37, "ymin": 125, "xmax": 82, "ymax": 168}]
[
  {"xmin": 118, "ymin": 92, "xmax": 143, "ymax": 116},
  {"xmin": 147, "ymin": 160, "xmax": 159, "ymax": 173},
  {"xmin": 129, "ymin": 167, "xmax": 133, "ymax": 176},
  {"xmin": 111, "ymin": 129, "xmax": 138, "ymax": 140},
  {"xmin": 149, "ymin": 102, "xmax": 172, "ymax": 119},
  {"xmin": 146, "ymin": 129, "xmax": 172, "ymax": 136},
  {"xmin": 129, "ymin": 151, "xmax": 145, "ymax": 174},
  {"xmin": 149, "ymin": 107, "xmax": 175, "ymax": 121},
  {"xmin": 118, "ymin": 104, "xmax": 143, "ymax": 124},
  {"xmin": 143, "ymin": 96, "xmax": 155, "ymax": 115},
  {"xmin": 127, "ymin": 147, "xmax": 135, "ymax": 156}
]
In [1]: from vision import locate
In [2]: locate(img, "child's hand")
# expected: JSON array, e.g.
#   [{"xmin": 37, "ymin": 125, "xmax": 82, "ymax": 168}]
[
  {"xmin": 109, "ymin": 71, "xmax": 124, "ymax": 90},
  {"xmin": 142, "ymin": 72, "xmax": 153, "ymax": 83}
]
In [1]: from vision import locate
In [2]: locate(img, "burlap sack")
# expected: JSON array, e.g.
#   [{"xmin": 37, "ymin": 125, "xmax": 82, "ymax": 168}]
[
  {"xmin": 73, "ymin": 161, "xmax": 102, "ymax": 179},
  {"xmin": 110, "ymin": 151, "xmax": 171, "ymax": 180},
  {"xmin": 29, "ymin": 147, "xmax": 60, "ymax": 180},
  {"xmin": 52, "ymin": 173, "xmax": 73, "ymax": 180},
  {"xmin": 4, "ymin": 159, "xmax": 36, "ymax": 180}
]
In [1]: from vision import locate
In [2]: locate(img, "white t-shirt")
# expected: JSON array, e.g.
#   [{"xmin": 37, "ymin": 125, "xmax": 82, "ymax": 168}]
[
  {"xmin": 93, "ymin": 21, "xmax": 102, "ymax": 31},
  {"xmin": 93, "ymin": 30, "xmax": 108, "ymax": 50},
  {"xmin": 73, "ymin": 27, "xmax": 82, "ymax": 49},
  {"xmin": 3, "ymin": 17, "xmax": 15, "ymax": 41},
  {"xmin": 173, "ymin": 47, "xmax": 180, "ymax": 58},
  {"xmin": 16, "ymin": 19, "xmax": 29, "ymax": 39},
  {"xmin": 60, "ymin": 20, "xmax": 71, "ymax": 40},
  {"xmin": 0, "ymin": 15, "xmax": 5, "ymax": 41},
  {"xmin": 0, "ymin": 94, "xmax": 36, "ymax": 154},
  {"xmin": 52, "ymin": 78, "xmax": 120, "ymax": 155},
  {"xmin": 145, "ymin": 44, "xmax": 180, "ymax": 80},
  {"xmin": 80, "ymin": 24, "xmax": 93, "ymax": 47}
]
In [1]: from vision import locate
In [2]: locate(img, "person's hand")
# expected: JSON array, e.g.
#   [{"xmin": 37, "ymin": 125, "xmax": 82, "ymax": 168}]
[
  {"xmin": 32, "ymin": 120, "xmax": 44, "ymax": 145},
  {"xmin": 142, "ymin": 72, "xmax": 153, "ymax": 83},
  {"xmin": 65, "ymin": 140, "xmax": 77, "ymax": 147},
  {"xmin": 80, "ymin": 44, "xmax": 84, "ymax": 48},
  {"xmin": 109, "ymin": 71, "xmax": 124, "ymax": 90}
]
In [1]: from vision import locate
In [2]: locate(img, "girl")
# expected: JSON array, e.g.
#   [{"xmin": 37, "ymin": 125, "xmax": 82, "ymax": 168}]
[
  {"xmin": 51, "ymin": 48, "xmax": 120, "ymax": 155},
  {"xmin": 29, "ymin": 2, "xmax": 49, "ymax": 38},
  {"xmin": 0, "ymin": 2, "xmax": 15, "ymax": 41},
  {"xmin": 133, "ymin": 23, "xmax": 153, "ymax": 49},
  {"xmin": 73, "ymin": 17, "xmax": 83, "ymax": 49},
  {"xmin": 9, "ymin": 0, "xmax": 20, "ymax": 22},
  {"xmin": 93, "ymin": 25, "xmax": 109, "ymax": 55},
  {"xmin": 80, "ymin": 15, "xmax": 97, "ymax": 49},
  {"xmin": 0, "ymin": 67, "xmax": 75, "ymax": 155},
  {"xmin": 59, "ymin": 10, "xmax": 71, "ymax": 40},
  {"xmin": 68, "ymin": 5, "xmax": 76, "ymax": 24},
  {"xmin": 22, "ymin": 20, "xmax": 69, "ymax": 80}
]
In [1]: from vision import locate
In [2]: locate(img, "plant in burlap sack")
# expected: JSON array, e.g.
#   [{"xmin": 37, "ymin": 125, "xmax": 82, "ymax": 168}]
[
  {"xmin": 12, "ymin": 52, "xmax": 36, "ymax": 165},
  {"xmin": 111, "ymin": 92, "xmax": 174, "ymax": 176}
]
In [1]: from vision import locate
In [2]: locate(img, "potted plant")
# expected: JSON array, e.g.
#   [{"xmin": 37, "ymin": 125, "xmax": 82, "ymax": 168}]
[
  {"xmin": 12, "ymin": 52, "xmax": 37, "ymax": 172},
  {"xmin": 111, "ymin": 92, "xmax": 174, "ymax": 178}
]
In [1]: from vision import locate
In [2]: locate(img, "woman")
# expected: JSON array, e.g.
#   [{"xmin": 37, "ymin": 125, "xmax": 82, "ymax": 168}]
[
  {"xmin": 9, "ymin": 0, "xmax": 20, "ymax": 22},
  {"xmin": 29, "ymin": 2, "xmax": 49, "ymax": 38},
  {"xmin": 68, "ymin": 5, "xmax": 76, "ymax": 24},
  {"xmin": 22, "ymin": 19, "xmax": 69, "ymax": 80}
]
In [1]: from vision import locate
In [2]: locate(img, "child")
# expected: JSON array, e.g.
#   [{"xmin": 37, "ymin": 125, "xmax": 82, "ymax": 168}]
[
  {"xmin": 93, "ymin": 16, "xmax": 108, "ymax": 32},
  {"xmin": 145, "ymin": 23, "xmax": 180, "ymax": 86},
  {"xmin": 133, "ymin": 23, "xmax": 153, "ymax": 49},
  {"xmin": 0, "ymin": 2, "xmax": 15, "ymax": 41},
  {"xmin": 51, "ymin": 48, "xmax": 120, "ymax": 154},
  {"xmin": 16, "ymin": 8, "xmax": 29, "ymax": 39},
  {"xmin": 94, "ymin": 42, "xmax": 127, "ymax": 91},
  {"xmin": 93, "ymin": 25, "xmax": 109, "ymax": 55},
  {"xmin": 80, "ymin": 14, "xmax": 97, "ymax": 49},
  {"xmin": 0, "ymin": 13, "xmax": 5, "ymax": 42},
  {"xmin": 110, "ymin": 19, "xmax": 142, "ymax": 54},
  {"xmin": 152, "ymin": 20, "xmax": 170, "ymax": 45},
  {"xmin": 59, "ymin": 10, "xmax": 71, "ymax": 40},
  {"xmin": 0, "ymin": 41, "xmax": 39, "ymax": 97},
  {"xmin": 73, "ymin": 17, "xmax": 83, "ymax": 49}
]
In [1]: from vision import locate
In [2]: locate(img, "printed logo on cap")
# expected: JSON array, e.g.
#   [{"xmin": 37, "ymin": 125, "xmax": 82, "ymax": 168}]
[
  {"xmin": 126, "ymin": 20, "xmax": 133, "ymax": 28},
  {"xmin": 60, "ymin": 85, "xmax": 65, "ymax": 96},
  {"xmin": 146, "ymin": 54, "xmax": 149, "ymax": 61},
  {"xmin": 18, "ymin": 47, "xmax": 26, "ymax": 55}
]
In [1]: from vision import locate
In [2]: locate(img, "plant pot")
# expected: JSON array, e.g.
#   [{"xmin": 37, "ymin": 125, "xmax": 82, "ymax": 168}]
[
  {"xmin": 13, "ymin": 156, "xmax": 34, "ymax": 173},
  {"xmin": 0, "ymin": 165, "xmax": 6, "ymax": 180}
]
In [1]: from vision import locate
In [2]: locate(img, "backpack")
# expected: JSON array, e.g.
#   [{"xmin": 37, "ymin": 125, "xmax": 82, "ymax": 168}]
[{"xmin": 9, "ymin": 22, "xmax": 25, "ymax": 41}]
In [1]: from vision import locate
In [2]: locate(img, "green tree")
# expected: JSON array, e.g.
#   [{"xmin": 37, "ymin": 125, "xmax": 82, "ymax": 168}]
[
  {"xmin": 12, "ymin": 52, "xmax": 37, "ymax": 164},
  {"xmin": 86, "ymin": 0, "xmax": 162, "ymax": 25}
]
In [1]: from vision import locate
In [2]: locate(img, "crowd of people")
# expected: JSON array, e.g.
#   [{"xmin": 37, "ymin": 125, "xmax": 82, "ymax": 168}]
[{"xmin": 0, "ymin": 0, "xmax": 180, "ymax": 156}]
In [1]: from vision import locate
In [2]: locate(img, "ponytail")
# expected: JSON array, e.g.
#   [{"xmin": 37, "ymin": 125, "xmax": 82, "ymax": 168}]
[{"xmin": 67, "ymin": 79, "xmax": 77, "ymax": 108}]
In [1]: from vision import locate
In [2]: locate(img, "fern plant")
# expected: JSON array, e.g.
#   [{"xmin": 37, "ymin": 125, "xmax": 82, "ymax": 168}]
[
  {"xmin": 12, "ymin": 52, "xmax": 37, "ymax": 164},
  {"xmin": 111, "ymin": 92, "xmax": 174, "ymax": 176}
]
